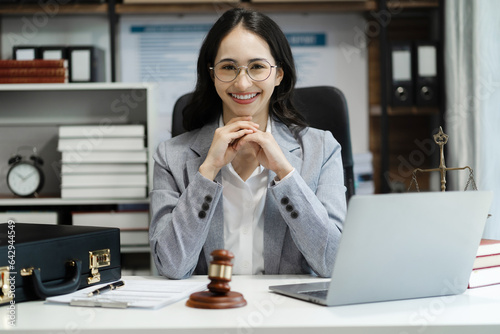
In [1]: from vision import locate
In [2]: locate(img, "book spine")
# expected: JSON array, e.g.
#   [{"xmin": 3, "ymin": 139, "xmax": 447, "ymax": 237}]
[
  {"xmin": 61, "ymin": 174, "xmax": 147, "ymax": 187},
  {"xmin": 0, "ymin": 77, "xmax": 67, "ymax": 83},
  {"xmin": 0, "ymin": 68, "xmax": 67, "ymax": 77},
  {"xmin": 72, "ymin": 211, "xmax": 149, "ymax": 230},
  {"xmin": 61, "ymin": 150, "xmax": 147, "ymax": 163},
  {"xmin": 58, "ymin": 137, "xmax": 145, "ymax": 151},
  {"xmin": 61, "ymin": 163, "xmax": 147, "ymax": 174},
  {"xmin": 0, "ymin": 59, "xmax": 67, "ymax": 68},
  {"xmin": 61, "ymin": 187, "xmax": 147, "ymax": 199},
  {"xmin": 59, "ymin": 124, "xmax": 145, "ymax": 138}
]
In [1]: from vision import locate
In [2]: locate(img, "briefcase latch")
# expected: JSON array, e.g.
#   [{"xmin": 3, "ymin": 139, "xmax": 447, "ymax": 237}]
[
  {"xmin": 0, "ymin": 266, "xmax": 13, "ymax": 305},
  {"xmin": 88, "ymin": 249, "xmax": 111, "ymax": 284}
]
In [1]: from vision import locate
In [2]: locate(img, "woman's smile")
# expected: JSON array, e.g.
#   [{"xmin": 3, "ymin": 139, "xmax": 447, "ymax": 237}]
[{"xmin": 230, "ymin": 92, "xmax": 260, "ymax": 104}]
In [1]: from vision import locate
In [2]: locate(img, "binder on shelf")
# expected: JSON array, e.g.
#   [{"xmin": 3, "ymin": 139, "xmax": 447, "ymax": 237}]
[
  {"xmin": 39, "ymin": 46, "xmax": 67, "ymax": 60},
  {"xmin": 414, "ymin": 41, "xmax": 439, "ymax": 106},
  {"xmin": 13, "ymin": 46, "xmax": 39, "ymax": 60},
  {"xmin": 67, "ymin": 46, "xmax": 105, "ymax": 82},
  {"xmin": 390, "ymin": 41, "xmax": 413, "ymax": 107}
]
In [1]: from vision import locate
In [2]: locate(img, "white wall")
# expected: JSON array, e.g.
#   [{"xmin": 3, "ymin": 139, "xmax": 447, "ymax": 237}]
[{"xmin": 272, "ymin": 13, "xmax": 368, "ymax": 155}]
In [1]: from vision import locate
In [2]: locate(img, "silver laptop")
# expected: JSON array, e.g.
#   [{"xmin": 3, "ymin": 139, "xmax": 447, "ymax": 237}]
[{"xmin": 269, "ymin": 191, "xmax": 493, "ymax": 306}]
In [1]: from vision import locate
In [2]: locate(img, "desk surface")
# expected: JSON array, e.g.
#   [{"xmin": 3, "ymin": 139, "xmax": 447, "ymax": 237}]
[{"xmin": 3, "ymin": 275, "xmax": 500, "ymax": 334}]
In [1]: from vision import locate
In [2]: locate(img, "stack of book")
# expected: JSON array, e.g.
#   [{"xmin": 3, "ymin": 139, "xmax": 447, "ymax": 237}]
[
  {"xmin": 72, "ymin": 210, "xmax": 149, "ymax": 248},
  {"xmin": 468, "ymin": 239, "xmax": 500, "ymax": 288},
  {"xmin": 0, "ymin": 59, "xmax": 68, "ymax": 83},
  {"xmin": 58, "ymin": 124, "xmax": 148, "ymax": 199},
  {"xmin": 0, "ymin": 211, "xmax": 58, "ymax": 225}
]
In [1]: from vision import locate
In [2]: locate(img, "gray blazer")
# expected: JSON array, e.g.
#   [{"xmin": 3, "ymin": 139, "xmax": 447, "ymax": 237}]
[{"xmin": 149, "ymin": 119, "xmax": 346, "ymax": 279}]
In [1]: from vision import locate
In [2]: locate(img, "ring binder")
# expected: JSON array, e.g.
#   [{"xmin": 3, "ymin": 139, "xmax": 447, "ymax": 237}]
[
  {"xmin": 414, "ymin": 41, "xmax": 439, "ymax": 106},
  {"xmin": 390, "ymin": 41, "xmax": 413, "ymax": 106}
]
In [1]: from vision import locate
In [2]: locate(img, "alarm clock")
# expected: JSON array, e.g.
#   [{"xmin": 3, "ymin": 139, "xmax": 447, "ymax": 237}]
[{"xmin": 7, "ymin": 146, "xmax": 45, "ymax": 197}]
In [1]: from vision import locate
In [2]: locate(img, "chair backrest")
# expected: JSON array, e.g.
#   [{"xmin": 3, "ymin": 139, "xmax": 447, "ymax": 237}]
[{"xmin": 171, "ymin": 86, "xmax": 355, "ymax": 202}]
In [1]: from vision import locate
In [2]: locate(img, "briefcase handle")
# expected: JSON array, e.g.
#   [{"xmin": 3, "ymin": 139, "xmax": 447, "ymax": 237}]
[{"xmin": 23, "ymin": 260, "xmax": 83, "ymax": 299}]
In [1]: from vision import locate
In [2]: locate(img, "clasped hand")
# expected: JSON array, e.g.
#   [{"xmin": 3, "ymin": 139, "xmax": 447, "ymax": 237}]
[{"xmin": 199, "ymin": 116, "xmax": 293, "ymax": 181}]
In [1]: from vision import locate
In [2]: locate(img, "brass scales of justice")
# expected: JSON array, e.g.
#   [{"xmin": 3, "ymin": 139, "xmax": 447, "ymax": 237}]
[{"xmin": 408, "ymin": 127, "xmax": 478, "ymax": 192}]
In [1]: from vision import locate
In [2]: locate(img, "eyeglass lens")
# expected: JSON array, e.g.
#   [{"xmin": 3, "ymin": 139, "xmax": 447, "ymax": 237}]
[{"xmin": 213, "ymin": 60, "xmax": 273, "ymax": 82}]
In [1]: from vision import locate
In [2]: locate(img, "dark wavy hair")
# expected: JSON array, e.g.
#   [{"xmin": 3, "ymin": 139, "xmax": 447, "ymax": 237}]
[{"xmin": 182, "ymin": 7, "xmax": 307, "ymax": 131}]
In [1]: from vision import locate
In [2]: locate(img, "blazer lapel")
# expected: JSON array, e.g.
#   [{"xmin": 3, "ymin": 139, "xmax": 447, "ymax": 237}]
[
  {"xmin": 185, "ymin": 122, "xmax": 217, "ymax": 183},
  {"xmin": 264, "ymin": 120, "xmax": 302, "ymax": 274}
]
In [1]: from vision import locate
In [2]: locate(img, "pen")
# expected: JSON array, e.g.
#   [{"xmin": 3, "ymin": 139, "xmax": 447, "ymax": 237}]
[{"xmin": 87, "ymin": 281, "xmax": 125, "ymax": 297}]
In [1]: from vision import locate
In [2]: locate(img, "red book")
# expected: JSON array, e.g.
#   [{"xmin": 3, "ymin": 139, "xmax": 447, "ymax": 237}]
[
  {"xmin": 473, "ymin": 253, "xmax": 500, "ymax": 270},
  {"xmin": 477, "ymin": 239, "xmax": 500, "ymax": 256},
  {"xmin": 0, "ymin": 67, "xmax": 66, "ymax": 77},
  {"xmin": 472, "ymin": 239, "xmax": 500, "ymax": 270},
  {"xmin": 0, "ymin": 59, "xmax": 67, "ymax": 68},
  {"xmin": 0, "ymin": 77, "xmax": 67, "ymax": 83},
  {"xmin": 468, "ymin": 265, "xmax": 500, "ymax": 289}
]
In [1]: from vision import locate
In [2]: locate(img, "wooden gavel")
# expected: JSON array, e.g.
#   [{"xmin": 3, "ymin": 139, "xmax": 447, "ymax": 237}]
[{"xmin": 186, "ymin": 249, "xmax": 246, "ymax": 309}]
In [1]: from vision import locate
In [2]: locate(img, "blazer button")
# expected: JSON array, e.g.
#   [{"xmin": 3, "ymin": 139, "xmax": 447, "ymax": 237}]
[
  {"xmin": 285, "ymin": 204, "xmax": 294, "ymax": 212},
  {"xmin": 202, "ymin": 202, "xmax": 210, "ymax": 211},
  {"xmin": 198, "ymin": 211, "xmax": 207, "ymax": 219},
  {"xmin": 291, "ymin": 211, "xmax": 299, "ymax": 219},
  {"xmin": 204, "ymin": 195, "xmax": 213, "ymax": 203},
  {"xmin": 281, "ymin": 197, "xmax": 289, "ymax": 205}
]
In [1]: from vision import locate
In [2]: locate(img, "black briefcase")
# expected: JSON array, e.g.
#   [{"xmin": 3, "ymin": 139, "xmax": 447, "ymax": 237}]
[{"xmin": 0, "ymin": 222, "xmax": 121, "ymax": 305}]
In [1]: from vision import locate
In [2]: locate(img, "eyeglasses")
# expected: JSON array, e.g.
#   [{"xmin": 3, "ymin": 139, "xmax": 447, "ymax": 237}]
[{"xmin": 210, "ymin": 59, "xmax": 278, "ymax": 82}]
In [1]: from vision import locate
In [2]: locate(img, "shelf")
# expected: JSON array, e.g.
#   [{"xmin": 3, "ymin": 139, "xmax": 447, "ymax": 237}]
[
  {"xmin": 0, "ymin": 197, "xmax": 149, "ymax": 206},
  {"xmin": 370, "ymin": 105, "xmax": 440, "ymax": 116},
  {"xmin": 116, "ymin": 1, "xmax": 377, "ymax": 14},
  {"xmin": 0, "ymin": 83, "xmax": 154, "ymax": 199},
  {"xmin": 388, "ymin": 0, "xmax": 439, "ymax": 9},
  {"xmin": 0, "ymin": 4, "xmax": 108, "ymax": 15},
  {"xmin": 0, "ymin": 82, "xmax": 150, "ymax": 91},
  {"xmin": 0, "ymin": 83, "xmax": 150, "ymax": 125},
  {"xmin": 0, "ymin": 1, "xmax": 378, "ymax": 15}
]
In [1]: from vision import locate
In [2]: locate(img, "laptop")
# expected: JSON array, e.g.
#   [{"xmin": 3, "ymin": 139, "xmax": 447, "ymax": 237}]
[{"xmin": 269, "ymin": 191, "xmax": 493, "ymax": 306}]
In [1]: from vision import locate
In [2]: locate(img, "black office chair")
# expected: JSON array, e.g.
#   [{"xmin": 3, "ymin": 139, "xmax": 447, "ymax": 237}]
[{"xmin": 171, "ymin": 86, "xmax": 355, "ymax": 202}]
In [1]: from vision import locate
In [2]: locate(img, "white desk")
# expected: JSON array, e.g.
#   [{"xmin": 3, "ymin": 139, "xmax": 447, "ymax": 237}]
[{"xmin": 3, "ymin": 275, "xmax": 500, "ymax": 334}]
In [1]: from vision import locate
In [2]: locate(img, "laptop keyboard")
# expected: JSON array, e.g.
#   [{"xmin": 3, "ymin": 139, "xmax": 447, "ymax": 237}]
[{"xmin": 299, "ymin": 289, "xmax": 328, "ymax": 299}]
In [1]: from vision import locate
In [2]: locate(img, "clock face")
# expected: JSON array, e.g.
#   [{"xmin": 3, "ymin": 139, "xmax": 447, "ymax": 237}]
[{"xmin": 7, "ymin": 163, "xmax": 42, "ymax": 197}]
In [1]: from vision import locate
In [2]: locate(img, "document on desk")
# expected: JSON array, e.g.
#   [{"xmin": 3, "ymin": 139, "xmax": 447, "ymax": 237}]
[{"xmin": 46, "ymin": 279, "xmax": 208, "ymax": 309}]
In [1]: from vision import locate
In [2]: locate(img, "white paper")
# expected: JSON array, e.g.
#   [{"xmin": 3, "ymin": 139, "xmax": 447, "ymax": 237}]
[
  {"xmin": 418, "ymin": 45, "xmax": 437, "ymax": 77},
  {"xmin": 16, "ymin": 49, "xmax": 36, "ymax": 60},
  {"xmin": 42, "ymin": 50, "xmax": 64, "ymax": 60},
  {"xmin": 71, "ymin": 50, "xmax": 91, "ymax": 81},
  {"xmin": 392, "ymin": 50, "xmax": 412, "ymax": 81},
  {"xmin": 46, "ymin": 279, "xmax": 208, "ymax": 309}
]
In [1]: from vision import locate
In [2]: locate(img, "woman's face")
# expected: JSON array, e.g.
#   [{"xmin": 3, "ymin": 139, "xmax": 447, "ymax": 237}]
[{"xmin": 212, "ymin": 24, "xmax": 284, "ymax": 126}]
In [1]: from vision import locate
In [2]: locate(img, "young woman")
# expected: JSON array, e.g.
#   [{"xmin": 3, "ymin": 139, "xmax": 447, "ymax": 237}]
[{"xmin": 149, "ymin": 8, "xmax": 346, "ymax": 279}]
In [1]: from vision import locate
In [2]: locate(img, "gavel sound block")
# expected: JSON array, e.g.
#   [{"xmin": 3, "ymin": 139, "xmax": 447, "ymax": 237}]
[{"xmin": 186, "ymin": 249, "xmax": 247, "ymax": 309}]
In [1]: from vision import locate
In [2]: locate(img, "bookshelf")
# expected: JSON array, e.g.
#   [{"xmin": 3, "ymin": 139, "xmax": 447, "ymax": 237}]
[
  {"xmin": 369, "ymin": 0, "xmax": 443, "ymax": 193},
  {"xmin": 0, "ymin": 83, "xmax": 155, "ymax": 274}
]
